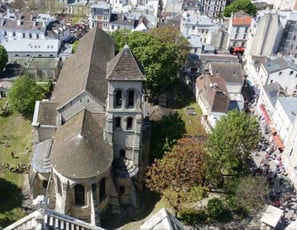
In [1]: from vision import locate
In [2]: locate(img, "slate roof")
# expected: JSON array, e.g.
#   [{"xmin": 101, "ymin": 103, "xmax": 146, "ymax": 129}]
[
  {"xmin": 278, "ymin": 97, "xmax": 297, "ymax": 123},
  {"xmin": 31, "ymin": 139, "xmax": 53, "ymax": 173},
  {"xmin": 107, "ymin": 44, "xmax": 145, "ymax": 81},
  {"xmin": 37, "ymin": 101, "xmax": 58, "ymax": 126},
  {"xmin": 50, "ymin": 110, "xmax": 113, "ymax": 179},
  {"xmin": 140, "ymin": 208, "xmax": 184, "ymax": 230},
  {"xmin": 51, "ymin": 27, "xmax": 115, "ymax": 107},
  {"xmin": 262, "ymin": 58, "xmax": 297, "ymax": 74},
  {"xmin": 263, "ymin": 82, "xmax": 285, "ymax": 106},
  {"xmin": 210, "ymin": 63, "xmax": 244, "ymax": 84},
  {"xmin": 196, "ymin": 74, "xmax": 229, "ymax": 113}
]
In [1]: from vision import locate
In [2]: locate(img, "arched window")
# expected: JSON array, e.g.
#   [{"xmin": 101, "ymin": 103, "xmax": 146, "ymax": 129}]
[
  {"xmin": 126, "ymin": 117, "xmax": 133, "ymax": 130},
  {"xmin": 126, "ymin": 90, "xmax": 135, "ymax": 108},
  {"xmin": 74, "ymin": 184, "xmax": 85, "ymax": 206},
  {"xmin": 99, "ymin": 178, "xmax": 106, "ymax": 201},
  {"xmin": 114, "ymin": 89, "xmax": 122, "ymax": 108}
]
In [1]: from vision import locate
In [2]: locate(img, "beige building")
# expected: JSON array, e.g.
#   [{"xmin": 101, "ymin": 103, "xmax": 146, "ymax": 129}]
[{"xmin": 30, "ymin": 27, "xmax": 149, "ymax": 227}]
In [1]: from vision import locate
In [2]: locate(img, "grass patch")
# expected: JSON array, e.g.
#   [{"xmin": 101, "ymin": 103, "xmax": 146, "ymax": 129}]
[
  {"xmin": 0, "ymin": 112, "xmax": 32, "ymax": 227},
  {"xmin": 178, "ymin": 102, "xmax": 207, "ymax": 136}
]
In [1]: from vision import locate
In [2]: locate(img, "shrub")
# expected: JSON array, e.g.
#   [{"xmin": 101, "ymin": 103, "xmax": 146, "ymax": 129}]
[
  {"xmin": 226, "ymin": 196, "xmax": 249, "ymax": 217},
  {"xmin": 179, "ymin": 209, "xmax": 208, "ymax": 225},
  {"xmin": 207, "ymin": 198, "xmax": 232, "ymax": 222}
]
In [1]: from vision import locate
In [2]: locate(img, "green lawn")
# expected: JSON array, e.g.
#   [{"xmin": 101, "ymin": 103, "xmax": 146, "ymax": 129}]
[
  {"xmin": 178, "ymin": 102, "xmax": 207, "ymax": 136},
  {"xmin": 0, "ymin": 112, "xmax": 32, "ymax": 227}
]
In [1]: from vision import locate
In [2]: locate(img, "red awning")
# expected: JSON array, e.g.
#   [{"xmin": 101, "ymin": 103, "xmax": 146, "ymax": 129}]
[
  {"xmin": 273, "ymin": 134, "xmax": 284, "ymax": 150},
  {"xmin": 259, "ymin": 104, "xmax": 271, "ymax": 124}
]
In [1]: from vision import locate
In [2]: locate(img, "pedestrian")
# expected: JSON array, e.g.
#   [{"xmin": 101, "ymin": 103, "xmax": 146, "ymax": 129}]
[
  {"xmin": 274, "ymin": 172, "xmax": 277, "ymax": 179},
  {"xmin": 11, "ymin": 151, "xmax": 14, "ymax": 159}
]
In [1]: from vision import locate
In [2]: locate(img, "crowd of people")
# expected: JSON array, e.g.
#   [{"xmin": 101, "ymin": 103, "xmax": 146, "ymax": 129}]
[{"xmin": 251, "ymin": 106, "xmax": 297, "ymax": 227}]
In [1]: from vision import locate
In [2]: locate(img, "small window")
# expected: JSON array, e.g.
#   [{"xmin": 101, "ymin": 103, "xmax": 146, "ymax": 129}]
[
  {"xmin": 290, "ymin": 71, "xmax": 294, "ymax": 75},
  {"xmin": 74, "ymin": 184, "xmax": 85, "ymax": 206},
  {"xmin": 119, "ymin": 185, "xmax": 125, "ymax": 194},
  {"xmin": 279, "ymin": 72, "xmax": 282, "ymax": 75},
  {"xmin": 115, "ymin": 117, "xmax": 121, "ymax": 128},
  {"xmin": 126, "ymin": 117, "xmax": 133, "ymax": 130},
  {"xmin": 120, "ymin": 149, "xmax": 125, "ymax": 158},
  {"xmin": 42, "ymin": 180, "xmax": 48, "ymax": 188},
  {"xmin": 114, "ymin": 89, "xmax": 122, "ymax": 108},
  {"xmin": 127, "ymin": 90, "xmax": 134, "ymax": 108}
]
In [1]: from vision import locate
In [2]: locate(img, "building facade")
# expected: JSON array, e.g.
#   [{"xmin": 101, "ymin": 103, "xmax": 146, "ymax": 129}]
[
  {"xmin": 226, "ymin": 11, "xmax": 252, "ymax": 49},
  {"xmin": 30, "ymin": 27, "xmax": 149, "ymax": 227}
]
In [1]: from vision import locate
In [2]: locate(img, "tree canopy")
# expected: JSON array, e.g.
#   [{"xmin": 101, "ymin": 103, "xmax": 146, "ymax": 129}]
[
  {"xmin": 206, "ymin": 110, "xmax": 261, "ymax": 185},
  {"xmin": 234, "ymin": 176, "xmax": 268, "ymax": 210},
  {"xmin": 150, "ymin": 112, "xmax": 186, "ymax": 159},
  {"xmin": 110, "ymin": 29, "xmax": 188, "ymax": 104},
  {"xmin": 8, "ymin": 76, "xmax": 46, "ymax": 116},
  {"xmin": 223, "ymin": 0, "xmax": 257, "ymax": 17},
  {"xmin": 0, "ymin": 45, "xmax": 8, "ymax": 72},
  {"xmin": 146, "ymin": 137, "xmax": 208, "ymax": 194},
  {"xmin": 149, "ymin": 26, "xmax": 190, "ymax": 67}
]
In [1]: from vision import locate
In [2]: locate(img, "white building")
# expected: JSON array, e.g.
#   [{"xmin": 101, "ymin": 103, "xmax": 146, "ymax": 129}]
[
  {"xmin": 272, "ymin": 97, "xmax": 297, "ymax": 143},
  {"xmin": 226, "ymin": 11, "xmax": 252, "ymax": 49},
  {"xmin": 245, "ymin": 12, "xmax": 283, "ymax": 64},
  {"xmin": 180, "ymin": 11, "xmax": 219, "ymax": 54},
  {"xmin": 283, "ymin": 115, "xmax": 297, "ymax": 190},
  {"xmin": 199, "ymin": 0, "xmax": 227, "ymax": 18},
  {"xmin": 258, "ymin": 57, "xmax": 297, "ymax": 96}
]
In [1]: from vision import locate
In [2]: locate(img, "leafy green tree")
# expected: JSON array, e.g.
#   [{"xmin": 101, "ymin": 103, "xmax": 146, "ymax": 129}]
[
  {"xmin": 223, "ymin": 0, "xmax": 257, "ymax": 17},
  {"xmin": 0, "ymin": 45, "xmax": 8, "ymax": 72},
  {"xmin": 151, "ymin": 112, "xmax": 186, "ymax": 159},
  {"xmin": 8, "ymin": 76, "xmax": 46, "ymax": 115},
  {"xmin": 146, "ymin": 137, "xmax": 208, "ymax": 212},
  {"xmin": 206, "ymin": 110, "xmax": 261, "ymax": 186},
  {"xmin": 149, "ymin": 26, "xmax": 190, "ymax": 67},
  {"xmin": 207, "ymin": 198, "xmax": 232, "ymax": 222},
  {"xmin": 111, "ymin": 30, "xmax": 181, "ymax": 103},
  {"xmin": 109, "ymin": 29, "xmax": 130, "ymax": 53},
  {"xmin": 234, "ymin": 176, "xmax": 268, "ymax": 211}
]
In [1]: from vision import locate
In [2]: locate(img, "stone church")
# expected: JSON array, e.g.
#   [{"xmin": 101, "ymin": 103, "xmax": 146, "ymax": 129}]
[{"xmin": 29, "ymin": 27, "xmax": 149, "ymax": 226}]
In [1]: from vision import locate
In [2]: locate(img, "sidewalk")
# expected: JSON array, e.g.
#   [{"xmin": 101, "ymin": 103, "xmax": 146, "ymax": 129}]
[{"xmin": 249, "ymin": 105, "xmax": 297, "ymax": 229}]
